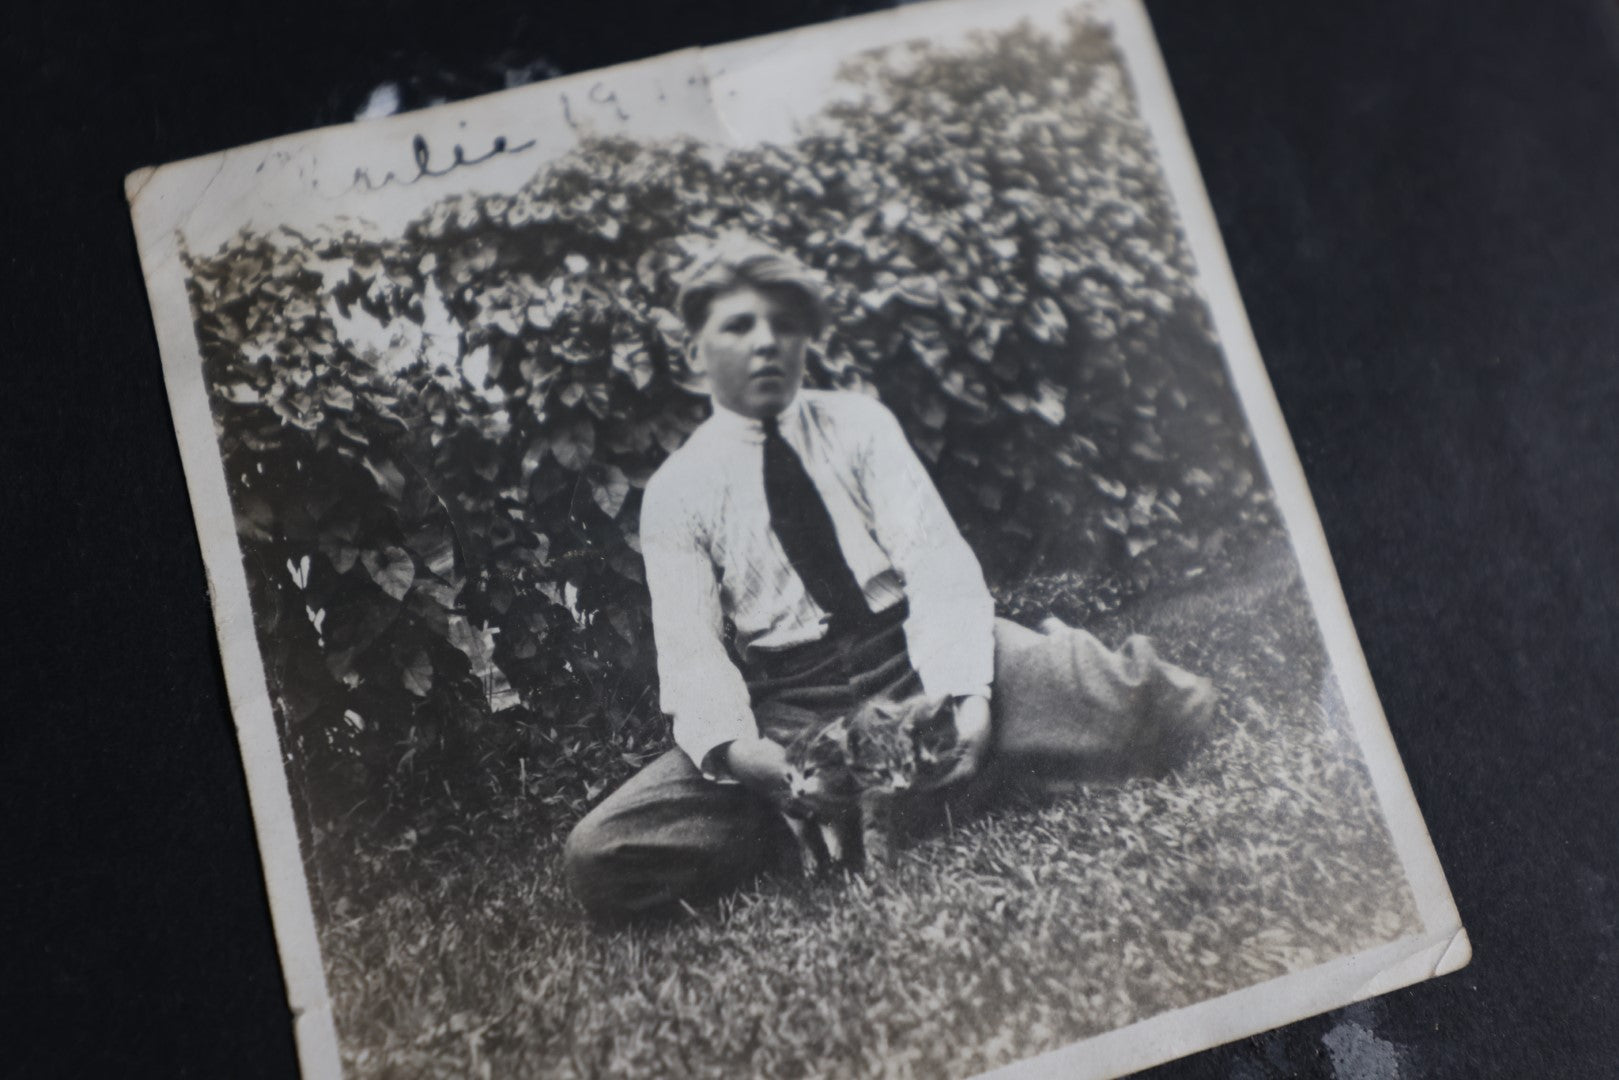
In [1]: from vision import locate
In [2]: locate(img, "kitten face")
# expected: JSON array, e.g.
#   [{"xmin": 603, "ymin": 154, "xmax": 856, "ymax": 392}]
[
  {"xmin": 844, "ymin": 701, "xmax": 921, "ymax": 792},
  {"xmin": 899, "ymin": 694, "xmax": 962, "ymax": 774},
  {"xmin": 783, "ymin": 718, "xmax": 856, "ymax": 806}
]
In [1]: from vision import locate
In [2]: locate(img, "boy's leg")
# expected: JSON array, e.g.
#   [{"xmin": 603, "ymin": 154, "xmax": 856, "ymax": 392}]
[
  {"xmin": 564, "ymin": 610, "xmax": 912, "ymax": 919},
  {"xmin": 564, "ymin": 748, "xmax": 783, "ymax": 919},
  {"xmin": 983, "ymin": 617, "xmax": 1217, "ymax": 792}
]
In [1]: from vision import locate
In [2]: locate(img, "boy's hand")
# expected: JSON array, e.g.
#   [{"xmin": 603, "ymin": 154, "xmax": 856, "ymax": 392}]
[
  {"xmin": 926, "ymin": 695, "xmax": 992, "ymax": 789},
  {"xmin": 723, "ymin": 736, "xmax": 791, "ymax": 798}
]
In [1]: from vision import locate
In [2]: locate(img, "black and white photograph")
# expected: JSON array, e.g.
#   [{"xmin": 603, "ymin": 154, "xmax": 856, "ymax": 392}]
[{"xmin": 126, "ymin": 0, "xmax": 1467, "ymax": 1076}]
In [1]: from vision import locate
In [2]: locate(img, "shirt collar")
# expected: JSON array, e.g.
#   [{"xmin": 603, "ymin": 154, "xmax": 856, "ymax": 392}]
[{"xmin": 707, "ymin": 392, "xmax": 805, "ymax": 442}]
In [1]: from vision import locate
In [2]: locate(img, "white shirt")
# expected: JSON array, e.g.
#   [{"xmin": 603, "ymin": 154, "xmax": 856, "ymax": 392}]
[{"xmin": 641, "ymin": 388, "xmax": 995, "ymax": 775}]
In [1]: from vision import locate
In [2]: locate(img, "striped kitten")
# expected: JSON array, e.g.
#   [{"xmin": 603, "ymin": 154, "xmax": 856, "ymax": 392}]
[
  {"xmin": 778, "ymin": 693, "xmax": 958, "ymax": 873},
  {"xmin": 779, "ymin": 717, "xmax": 860, "ymax": 875}
]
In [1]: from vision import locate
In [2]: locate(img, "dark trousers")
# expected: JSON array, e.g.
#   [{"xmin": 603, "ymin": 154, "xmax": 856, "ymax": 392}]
[{"xmin": 563, "ymin": 609, "xmax": 1215, "ymax": 918}]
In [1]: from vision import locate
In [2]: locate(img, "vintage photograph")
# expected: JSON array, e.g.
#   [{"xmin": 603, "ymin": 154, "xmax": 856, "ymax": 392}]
[{"xmin": 128, "ymin": 0, "xmax": 1466, "ymax": 1076}]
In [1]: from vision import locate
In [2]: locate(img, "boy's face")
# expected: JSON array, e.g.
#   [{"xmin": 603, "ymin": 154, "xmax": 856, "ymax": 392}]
[{"xmin": 691, "ymin": 284, "xmax": 810, "ymax": 420}]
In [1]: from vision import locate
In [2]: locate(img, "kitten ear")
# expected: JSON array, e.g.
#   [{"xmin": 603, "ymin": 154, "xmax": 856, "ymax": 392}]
[{"xmin": 902, "ymin": 694, "xmax": 948, "ymax": 730}]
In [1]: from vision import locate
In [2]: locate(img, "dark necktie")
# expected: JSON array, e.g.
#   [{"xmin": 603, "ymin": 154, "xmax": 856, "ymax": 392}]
[{"xmin": 761, "ymin": 415, "xmax": 871, "ymax": 626}]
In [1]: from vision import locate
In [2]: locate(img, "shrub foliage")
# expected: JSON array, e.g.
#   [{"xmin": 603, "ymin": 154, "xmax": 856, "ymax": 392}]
[{"xmin": 182, "ymin": 15, "xmax": 1269, "ymax": 839}]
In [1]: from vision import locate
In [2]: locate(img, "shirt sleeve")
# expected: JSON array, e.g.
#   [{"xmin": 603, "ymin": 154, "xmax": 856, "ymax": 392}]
[
  {"xmin": 856, "ymin": 399, "xmax": 996, "ymax": 701},
  {"xmin": 640, "ymin": 464, "xmax": 758, "ymax": 780}
]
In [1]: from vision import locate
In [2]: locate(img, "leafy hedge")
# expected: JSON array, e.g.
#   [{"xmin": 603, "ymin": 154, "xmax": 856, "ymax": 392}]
[{"xmin": 182, "ymin": 15, "xmax": 1271, "ymax": 839}]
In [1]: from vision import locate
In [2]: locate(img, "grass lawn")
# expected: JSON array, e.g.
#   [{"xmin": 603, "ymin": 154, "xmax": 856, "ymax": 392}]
[{"xmin": 318, "ymin": 536, "xmax": 1421, "ymax": 1078}]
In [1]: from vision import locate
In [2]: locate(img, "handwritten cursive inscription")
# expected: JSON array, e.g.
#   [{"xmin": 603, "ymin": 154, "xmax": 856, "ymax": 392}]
[{"xmin": 349, "ymin": 132, "xmax": 539, "ymax": 192}]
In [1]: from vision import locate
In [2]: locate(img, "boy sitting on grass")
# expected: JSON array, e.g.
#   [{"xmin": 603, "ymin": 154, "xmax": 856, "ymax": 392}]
[{"xmin": 564, "ymin": 237, "xmax": 1214, "ymax": 919}]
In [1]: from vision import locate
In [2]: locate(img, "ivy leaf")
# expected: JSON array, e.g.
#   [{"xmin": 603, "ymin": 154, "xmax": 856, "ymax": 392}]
[
  {"xmin": 591, "ymin": 464, "xmax": 630, "ymax": 518},
  {"xmin": 447, "ymin": 614, "xmax": 495, "ymax": 666},
  {"xmin": 612, "ymin": 340, "xmax": 656, "ymax": 390},
  {"xmin": 401, "ymin": 650, "xmax": 434, "ymax": 697},
  {"xmin": 859, "ymin": 286, "xmax": 896, "ymax": 312},
  {"xmin": 217, "ymin": 381, "xmax": 262, "ymax": 405},
  {"xmin": 917, "ymin": 394, "xmax": 949, "ymax": 430},
  {"xmin": 234, "ymin": 496, "xmax": 276, "ymax": 542},
  {"xmin": 529, "ymin": 466, "xmax": 570, "ymax": 506},
  {"xmin": 526, "ymin": 299, "xmax": 558, "ymax": 330},
  {"xmin": 320, "ymin": 537, "xmax": 359, "ymax": 574},
  {"xmin": 361, "ymin": 546, "xmax": 415, "ymax": 600},
  {"xmin": 648, "ymin": 306, "xmax": 687, "ymax": 349},
  {"xmin": 1035, "ymin": 254, "xmax": 1072, "ymax": 288},
  {"xmin": 1022, "ymin": 296, "xmax": 1069, "ymax": 345},
  {"xmin": 1031, "ymin": 379, "xmax": 1067, "ymax": 425},
  {"xmin": 405, "ymin": 583, "xmax": 452, "ymax": 635},
  {"xmin": 580, "ymin": 381, "xmax": 612, "ymax": 419},
  {"xmin": 896, "ymin": 276, "xmax": 941, "ymax": 308},
  {"xmin": 967, "ymin": 319, "xmax": 1005, "ymax": 363},
  {"xmin": 512, "ymin": 532, "xmax": 552, "ymax": 569},
  {"xmin": 520, "ymin": 438, "xmax": 548, "ymax": 481},
  {"xmin": 512, "ymin": 632, "xmax": 539, "ymax": 660},
  {"xmin": 333, "ymin": 417, "xmax": 370, "ymax": 446},
  {"xmin": 1093, "ymin": 474, "xmax": 1128, "ymax": 500},
  {"xmin": 411, "ymin": 578, "xmax": 462, "ymax": 611},
  {"xmin": 408, "ymin": 526, "xmax": 458, "ymax": 580},
  {"xmin": 608, "ymin": 549, "xmax": 644, "ymax": 583},
  {"xmin": 551, "ymin": 417, "xmax": 596, "ymax": 471},
  {"xmin": 651, "ymin": 413, "xmax": 693, "ymax": 454},
  {"xmin": 361, "ymin": 455, "xmax": 407, "ymax": 501}
]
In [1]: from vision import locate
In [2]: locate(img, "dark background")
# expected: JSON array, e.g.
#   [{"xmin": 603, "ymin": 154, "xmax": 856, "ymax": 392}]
[{"xmin": 3, "ymin": 0, "xmax": 1615, "ymax": 1076}]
